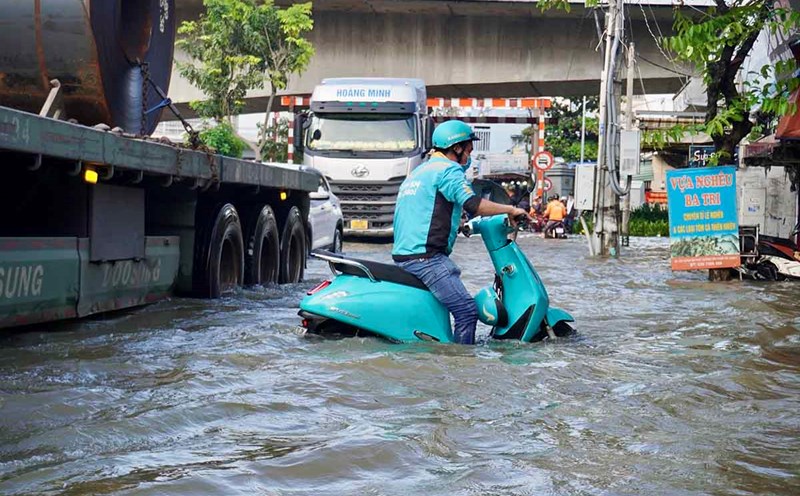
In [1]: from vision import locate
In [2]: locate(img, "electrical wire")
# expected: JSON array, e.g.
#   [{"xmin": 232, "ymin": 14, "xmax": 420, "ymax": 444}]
[
  {"xmin": 636, "ymin": 60, "xmax": 652, "ymax": 110},
  {"xmin": 604, "ymin": 2, "xmax": 630, "ymax": 197},
  {"xmin": 637, "ymin": 0, "xmax": 690, "ymax": 86},
  {"xmin": 637, "ymin": 54, "xmax": 696, "ymax": 77}
]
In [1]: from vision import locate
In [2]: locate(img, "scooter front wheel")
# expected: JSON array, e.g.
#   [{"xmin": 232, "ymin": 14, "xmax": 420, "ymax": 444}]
[
  {"xmin": 301, "ymin": 314, "xmax": 370, "ymax": 339},
  {"xmin": 530, "ymin": 321, "xmax": 575, "ymax": 342}
]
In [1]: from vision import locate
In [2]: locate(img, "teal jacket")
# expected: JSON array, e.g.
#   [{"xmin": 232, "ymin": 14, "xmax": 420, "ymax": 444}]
[{"xmin": 392, "ymin": 154, "xmax": 480, "ymax": 261}]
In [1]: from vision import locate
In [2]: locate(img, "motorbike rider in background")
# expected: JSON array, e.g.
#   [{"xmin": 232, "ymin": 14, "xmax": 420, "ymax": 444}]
[
  {"xmin": 392, "ymin": 120, "xmax": 529, "ymax": 345},
  {"xmin": 543, "ymin": 195, "xmax": 567, "ymax": 237}
]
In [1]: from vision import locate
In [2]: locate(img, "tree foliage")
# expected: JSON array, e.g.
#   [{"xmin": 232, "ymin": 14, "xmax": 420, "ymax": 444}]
[
  {"xmin": 249, "ymin": 1, "xmax": 314, "ymax": 161},
  {"xmin": 260, "ymin": 116, "xmax": 291, "ymax": 162},
  {"xmin": 657, "ymin": 0, "xmax": 800, "ymax": 164},
  {"xmin": 546, "ymin": 97, "xmax": 600, "ymax": 162},
  {"xmin": 176, "ymin": 0, "xmax": 264, "ymax": 122},
  {"xmin": 176, "ymin": 0, "xmax": 314, "ymax": 160},
  {"xmin": 515, "ymin": 97, "xmax": 600, "ymax": 162}
]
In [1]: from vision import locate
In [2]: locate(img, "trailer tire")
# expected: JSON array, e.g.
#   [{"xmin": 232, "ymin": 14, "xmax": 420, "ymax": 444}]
[
  {"xmin": 279, "ymin": 206, "xmax": 306, "ymax": 284},
  {"xmin": 244, "ymin": 205, "xmax": 280, "ymax": 286},
  {"xmin": 199, "ymin": 203, "xmax": 244, "ymax": 298}
]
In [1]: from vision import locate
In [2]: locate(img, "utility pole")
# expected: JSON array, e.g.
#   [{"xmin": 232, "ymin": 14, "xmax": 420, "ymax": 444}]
[
  {"xmin": 621, "ymin": 42, "xmax": 635, "ymax": 247},
  {"xmin": 580, "ymin": 96, "xmax": 587, "ymax": 164},
  {"xmin": 590, "ymin": 0, "xmax": 625, "ymax": 257}
]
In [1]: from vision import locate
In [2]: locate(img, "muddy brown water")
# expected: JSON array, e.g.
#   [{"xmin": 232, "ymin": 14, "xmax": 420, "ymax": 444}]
[{"xmin": 1, "ymin": 234, "xmax": 799, "ymax": 495}]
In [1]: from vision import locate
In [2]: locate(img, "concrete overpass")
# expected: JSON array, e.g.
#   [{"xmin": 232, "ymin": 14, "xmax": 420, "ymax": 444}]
[{"xmin": 171, "ymin": 0, "xmax": 704, "ymax": 114}]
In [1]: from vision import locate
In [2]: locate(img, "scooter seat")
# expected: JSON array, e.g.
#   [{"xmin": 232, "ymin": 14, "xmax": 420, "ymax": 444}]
[{"xmin": 313, "ymin": 250, "xmax": 428, "ymax": 290}]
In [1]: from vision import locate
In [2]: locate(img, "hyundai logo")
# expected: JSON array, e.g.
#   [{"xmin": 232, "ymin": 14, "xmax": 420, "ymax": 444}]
[{"xmin": 351, "ymin": 165, "xmax": 370, "ymax": 178}]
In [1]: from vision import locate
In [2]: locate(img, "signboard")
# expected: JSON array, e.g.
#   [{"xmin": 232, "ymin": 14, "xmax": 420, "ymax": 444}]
[
  {"xmin": 533, "ymin": 151, "xmax": 554, "ymax": 171},
  {"xmin": 478, "ymin": 154, "xmax": 529, "ymax": 175},
  {"xmin": 666, "ymin": 166, "xmax": 740, "ymax": 271},
  {"xmin": 688, "ymin": 145, "xmax": 716, "ymax": 168},
  {"xmin": 542, "ymin": 177, "xmax": 553, "ymax": 192}
]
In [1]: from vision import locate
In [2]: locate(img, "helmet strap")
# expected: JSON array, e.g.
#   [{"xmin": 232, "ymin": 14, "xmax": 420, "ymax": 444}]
[{"xmin": 452, "ymin": 145, "xmax": 465, "ymax": 164}]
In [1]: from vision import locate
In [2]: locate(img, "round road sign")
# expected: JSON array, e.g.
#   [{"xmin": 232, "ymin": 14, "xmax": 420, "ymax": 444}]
[
  {"xmin": 533, "ymin": 151, "xmax": 554, "ymax": 172},
  {"xmin": 542, "ymin": 178, "xmax": 553, "ymax": 192}
]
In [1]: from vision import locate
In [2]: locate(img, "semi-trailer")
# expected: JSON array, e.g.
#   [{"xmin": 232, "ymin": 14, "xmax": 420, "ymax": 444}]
[{"xmin": 0, "ymin": 0, "xmax": 316, "ymax": 329}]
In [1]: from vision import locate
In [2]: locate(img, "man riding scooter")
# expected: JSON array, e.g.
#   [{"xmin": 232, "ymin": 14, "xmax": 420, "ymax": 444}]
[
  {"xmin": 542, "ymin": 195, "xmax": 567, "ymax": 238},
  {"xmin": 392, "ymin": 120, "xmax": 529, "ymax": 345}
]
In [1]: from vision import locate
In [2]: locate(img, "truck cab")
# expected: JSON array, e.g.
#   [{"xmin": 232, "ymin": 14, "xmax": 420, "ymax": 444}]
[{"xmin": 294, "ymin": 78, "xmax": 433, "ymax": 237}]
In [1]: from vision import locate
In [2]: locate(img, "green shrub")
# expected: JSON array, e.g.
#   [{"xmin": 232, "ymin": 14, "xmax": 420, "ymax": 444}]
[
  {"xmin": 630, "ymin": 203, "xmax": 668, "ymax": 223},
  {"xmin": 573, "ymin": 210, "xmax": 668, "ymax": 237},
  {"xmin": 198, "ymin": 122, "xmax": 245, "ymax": 158}
]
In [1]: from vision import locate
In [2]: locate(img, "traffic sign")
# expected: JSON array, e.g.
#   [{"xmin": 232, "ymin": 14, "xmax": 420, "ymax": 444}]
[
  {"xmin": 533, "ymin": 151, "xmax": 554, "ymax": 172},
  {"xmin": 542, "ymin": 178, "xmax": 553, "ymax": 192}
]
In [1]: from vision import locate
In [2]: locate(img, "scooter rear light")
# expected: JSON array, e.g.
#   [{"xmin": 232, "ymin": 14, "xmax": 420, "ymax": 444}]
[
  {"xmin": 307, "ymin": 280, "xmax": 331, "ymax": 295},
  {"xmin": 301, "ymin": 319, "xmax": 310, "ymax": 328}
]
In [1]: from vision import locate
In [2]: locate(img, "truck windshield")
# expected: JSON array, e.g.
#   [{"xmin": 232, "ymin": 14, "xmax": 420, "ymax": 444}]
[{"xmin": 306, "ymin": 114, "xmax": 416, "ymax": 152}]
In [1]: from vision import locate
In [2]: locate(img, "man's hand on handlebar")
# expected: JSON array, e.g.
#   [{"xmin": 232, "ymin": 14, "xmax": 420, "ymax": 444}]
[{"xmin": 508, "ymin": 207, "xmax": 532, "ymax": 228}]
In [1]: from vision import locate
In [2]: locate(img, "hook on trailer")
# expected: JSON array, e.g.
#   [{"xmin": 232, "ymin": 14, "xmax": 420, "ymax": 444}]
[
  {"xmin": 201, "ymin": 178, "xmax": 219, "ymax": 193},
  {"xmin": 130, "ymin": 170, "xmax": 144, "ymax": 184},
  {"xmin": 99, "ymin": 165, "xmax": 114, "ymax": 180},
  {"xmin": 28, "ymin": 154, "xmax": 43, "ymax": 171},
  {"xmin": 67, "ymin": 161, "xmax": 82, "ymax": 176}
]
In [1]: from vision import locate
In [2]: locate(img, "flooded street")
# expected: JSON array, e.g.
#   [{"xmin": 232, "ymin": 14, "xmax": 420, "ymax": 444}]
[{"xmin": 1, "ymin": 234, "xmax": 799, "ymax": 495}]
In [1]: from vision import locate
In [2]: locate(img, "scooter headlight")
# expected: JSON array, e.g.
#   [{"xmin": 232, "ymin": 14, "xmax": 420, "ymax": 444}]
[{"xmin": 473, "ymin": 286, "xmax": 508, "ymax": 326}]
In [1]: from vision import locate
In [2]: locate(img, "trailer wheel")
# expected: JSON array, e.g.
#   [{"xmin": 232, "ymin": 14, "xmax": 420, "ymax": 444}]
[
  {"xmin": 244, "ymin": 205, "xmax": 280, "ymax": 286},
  {"xmin": 199, "ymin": 203, "xmax": 244, "ymax": 298},
  {"xmin": 279, "ymin": 206, "xmax": 306, "ymax": 283}
]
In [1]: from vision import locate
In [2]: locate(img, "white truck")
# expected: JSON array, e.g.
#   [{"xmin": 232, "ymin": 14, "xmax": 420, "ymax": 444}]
[{"xmin": 294, "ymin": 78, "xmax": 433, "ymax": 237}]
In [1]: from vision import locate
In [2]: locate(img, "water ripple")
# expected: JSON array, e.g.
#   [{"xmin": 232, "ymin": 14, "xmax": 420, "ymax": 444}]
[{"xmin": 1, "ymin": 236, "xmax": 799, "ymax": 495}]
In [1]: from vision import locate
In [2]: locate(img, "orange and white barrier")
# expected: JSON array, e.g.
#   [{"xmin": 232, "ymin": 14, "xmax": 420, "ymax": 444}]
[{"xmin": 427, "ymin": 98, "xmax": 551, "ymax": 109}]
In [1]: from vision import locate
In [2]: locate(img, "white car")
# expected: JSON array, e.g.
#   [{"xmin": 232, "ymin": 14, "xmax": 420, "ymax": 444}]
[{"xmin": 305, "ymin": 167, "xmax": 344, "ymax": 253}]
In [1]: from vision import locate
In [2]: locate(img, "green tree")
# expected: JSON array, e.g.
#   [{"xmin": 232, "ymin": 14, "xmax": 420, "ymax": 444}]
[
  {"xmin": 176, "ymin": 0, "xmax": 264, "ymax": 124},
  {"xmin": 545, "ymin": 97, "xmax": 600, "ymax": 162},
  {"xmin": 251, "ymin": 1, "xmax": 314, "ymax": 161},
  {"xmin": 260, "ymin": 116, "xmax": 290, "ymax": 162},
  {"xmin": 657, "ymin": 1, "xmax": 800, "ymax": 164},
  {"xmin": 514, "ymin": 97, "xmax": 599, "ymax": 162},
  {"xmin": 176, "ymin": 0, "xmax": 314, "ymax": 161}
]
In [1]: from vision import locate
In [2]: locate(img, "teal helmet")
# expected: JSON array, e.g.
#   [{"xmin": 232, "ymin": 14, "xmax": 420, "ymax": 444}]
[{"xmin": 432, "ymin": 120, "xmax": 479, "ymax": 150}]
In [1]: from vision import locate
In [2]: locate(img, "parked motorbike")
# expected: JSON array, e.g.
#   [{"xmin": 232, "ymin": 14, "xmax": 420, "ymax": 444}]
[
  {"xmin": 736, "ymin": 223, "xmax": 800, "ymax": 280},
  {"xmin": 298, "ymin": 214, "xmax": 575, "ymax": 343},
  {"xmin": 526, "ymin": 213, "xmax": 546, "ymax": 233}
]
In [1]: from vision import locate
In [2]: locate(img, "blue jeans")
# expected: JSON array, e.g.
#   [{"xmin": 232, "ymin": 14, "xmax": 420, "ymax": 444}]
[{"xmin": 396, "ymin": 253, "xmax": 478, "ymax": 344}]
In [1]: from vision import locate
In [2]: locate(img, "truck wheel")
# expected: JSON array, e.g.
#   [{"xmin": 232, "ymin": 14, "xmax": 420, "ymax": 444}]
[
  {"xmin": 279, "ymin": 206, "xmax": 306, "ymax": 283},
  {"xmin": 201, "ymin": 203, "xmax": 244, "ymax": 298},
  {"xmin": 244, "ymin": 205, "xmax": 280, "ymax": 286}
]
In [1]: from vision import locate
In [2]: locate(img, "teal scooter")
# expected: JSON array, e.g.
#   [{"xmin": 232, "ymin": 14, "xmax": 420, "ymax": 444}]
[{"xmin": 298, "ymin": 215, "xmax": 575, "ymax": 343}]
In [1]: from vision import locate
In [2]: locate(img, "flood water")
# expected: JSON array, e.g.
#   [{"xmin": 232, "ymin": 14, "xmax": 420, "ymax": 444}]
[{"xmin": 1, "ymin": 234, "xmax": 799, "ymax": 495}]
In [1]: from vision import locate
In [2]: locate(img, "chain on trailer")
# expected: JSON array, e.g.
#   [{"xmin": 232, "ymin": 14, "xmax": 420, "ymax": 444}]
[{"xmin": 136, "ymin": 60, "xmax": 219, "ymax": 187}]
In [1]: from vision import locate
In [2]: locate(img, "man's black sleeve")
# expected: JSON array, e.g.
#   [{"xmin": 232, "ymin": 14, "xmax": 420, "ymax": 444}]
[{"xmin": 463, "ymin": 195, "xmax": 481, "ymax": 216}]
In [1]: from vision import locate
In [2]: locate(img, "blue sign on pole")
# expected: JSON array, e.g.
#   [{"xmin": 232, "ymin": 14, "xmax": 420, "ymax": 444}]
[{"xmin": 666, "ymin": 166, "xmax": 740, "ymax": 271}]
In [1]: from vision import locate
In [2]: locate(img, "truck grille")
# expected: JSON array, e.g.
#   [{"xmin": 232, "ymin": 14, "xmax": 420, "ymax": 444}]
[{"xmin": 331, "ymin": 177, "xmax": 404, "ymax": 230}]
